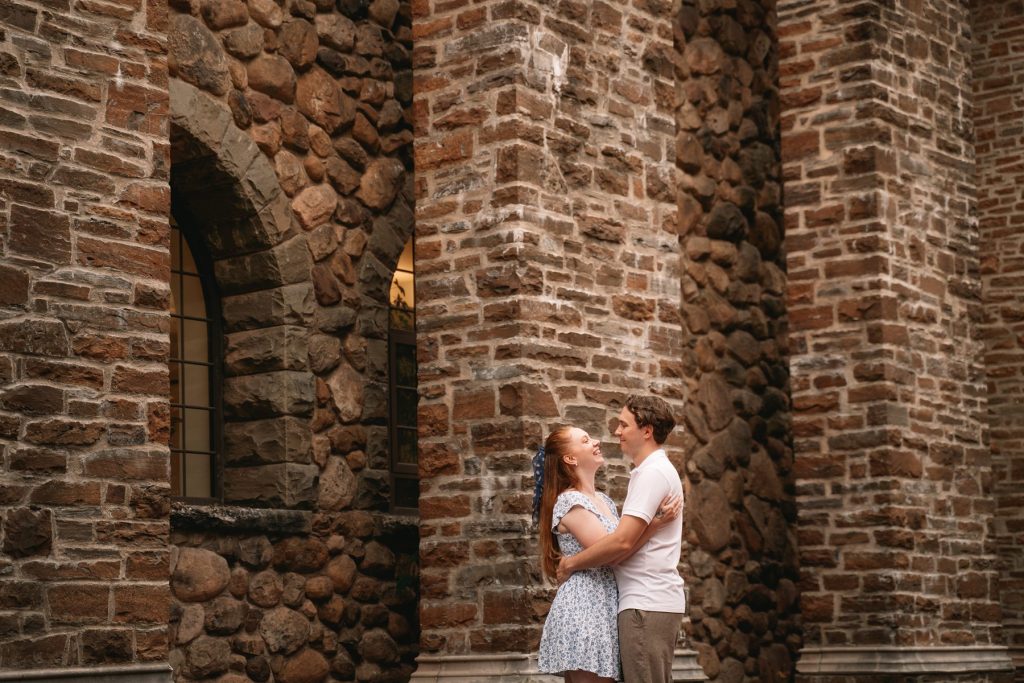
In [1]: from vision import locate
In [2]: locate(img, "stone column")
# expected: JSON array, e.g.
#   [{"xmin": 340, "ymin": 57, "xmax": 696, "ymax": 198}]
[
  {"xmin": 0, "ymin": 0, "xmax": 172, "ymax": 677},
  {"xmin": 412, "ymin": 0, "xmax": 700, "ymax": 679},
  {"xmin": 779, "ymin": 0, "xmax": 1012, "ymax": 679},
  {"xmin": 673, "ymin": 1, "xmax": 801, "ymax": 681},
  {"xmin": 974, "ymin": 1, "xmax": 1024, "ymax": 678}
]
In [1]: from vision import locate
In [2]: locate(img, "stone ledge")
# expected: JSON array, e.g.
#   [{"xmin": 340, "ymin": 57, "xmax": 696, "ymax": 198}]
[
  {"xmin": 171, "ymin": 501, "xmax": 312, "ymax": 536},
  {"xmin": 1009, "ymin": 645, "xmax": 1024, "ymax": 670},
  {"xmin": 0, "ymin": 663, "xmax": 171, "ymax": 682},
  {"xmin": 410, "ymin": 649, "xmax": 706, "ymax": 682},
  {"xmin": 375, "ymin": 510, "xmax": 420, "ymax": 533},
  {"xmin": 796, "ymin": 646, "xmax": 1015, "ymax": 674},
  {"xmin": 409, "ymin": 653, "xmax": 560, "ymax": 682}
]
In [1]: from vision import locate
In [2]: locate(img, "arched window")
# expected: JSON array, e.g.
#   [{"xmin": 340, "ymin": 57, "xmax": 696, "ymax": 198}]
[
  {"xmin": 389, "ymin": 237, "xmax": 417, "ymax": 513},
  {"xmin": 169, "ymin": 218, "xmax": 220, "ymax": 500}
]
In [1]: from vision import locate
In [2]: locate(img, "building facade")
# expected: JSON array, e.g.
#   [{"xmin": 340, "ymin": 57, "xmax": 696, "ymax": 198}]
[{"xmin": 0, "ymin": 0, "xmax": 1021, "ymax": 682}]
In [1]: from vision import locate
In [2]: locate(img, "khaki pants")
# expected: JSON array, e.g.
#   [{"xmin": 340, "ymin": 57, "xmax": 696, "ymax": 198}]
[{"xmin": 617, "ymin": 609, "xmax": 683, "ymax": 683}]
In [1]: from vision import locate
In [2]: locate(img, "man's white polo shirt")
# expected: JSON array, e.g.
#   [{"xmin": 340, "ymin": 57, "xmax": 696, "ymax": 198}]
[{"xmin": 613, "ymin": 448, "xmax": 686, "ymax": 614}]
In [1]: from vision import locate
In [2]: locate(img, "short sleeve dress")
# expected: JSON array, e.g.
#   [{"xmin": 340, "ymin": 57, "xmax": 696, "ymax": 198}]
[{"xmin": 538, "ymin": 490, "xmax": 621, "ymax": 680}]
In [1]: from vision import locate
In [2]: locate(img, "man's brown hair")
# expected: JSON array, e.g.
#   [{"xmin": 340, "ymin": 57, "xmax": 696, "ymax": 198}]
[{"xmin": 624, "ymin": 394, "xmax": 676, "ymax": 445}]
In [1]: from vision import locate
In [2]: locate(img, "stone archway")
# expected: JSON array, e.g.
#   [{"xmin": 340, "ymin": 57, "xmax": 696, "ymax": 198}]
[{"xmin": 170, "ymin": 78, "xmax": 317, "ymax": 508}]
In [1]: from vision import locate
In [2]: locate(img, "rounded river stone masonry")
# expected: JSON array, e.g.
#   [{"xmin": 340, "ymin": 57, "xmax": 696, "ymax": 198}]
[
  {"xmin": 674, "ymin": 0, "xmax": 800, "ymax": 680},
  {"xmin": 170, "ymin": 514, "xmax": 417, "ymax": 682},
  {"xmin": 165, "ymin": 0, "xmax": 418, "ymax": 678}
]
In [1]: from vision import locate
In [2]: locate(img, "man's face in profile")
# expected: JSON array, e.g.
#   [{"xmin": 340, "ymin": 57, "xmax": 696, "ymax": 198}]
[{"xmin": 614, "ymin": 407, "xmax": 642, "ymax": 461}]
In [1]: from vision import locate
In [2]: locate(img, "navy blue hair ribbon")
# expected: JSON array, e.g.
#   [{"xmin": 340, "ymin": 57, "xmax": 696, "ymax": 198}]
[{"xmin": 531, "ymin": 446, "xmax": 545, "ymax": 523}]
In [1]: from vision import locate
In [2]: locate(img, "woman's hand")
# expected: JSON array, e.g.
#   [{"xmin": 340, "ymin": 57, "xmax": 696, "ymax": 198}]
[{"xmin": 652, "ymin": 493, "xmax": 682, "ymax": 529}]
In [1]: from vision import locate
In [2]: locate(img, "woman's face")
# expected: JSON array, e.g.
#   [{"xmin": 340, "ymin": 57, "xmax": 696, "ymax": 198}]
[{"xmin": 565, "ymin": 427, "xmax": 603, "ymax": 471}]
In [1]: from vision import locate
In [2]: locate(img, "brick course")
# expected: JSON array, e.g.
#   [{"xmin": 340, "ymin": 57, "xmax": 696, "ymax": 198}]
[
  {"xmin": 780, "ymin": 0, "xmax": 1004, "ymax": 662},
  {"xmin": 974, "ymin": 0, "xmax": 1024, "ymax": 675},
  {"xmin": 0, "ymin": 0, "xmax": 172, "ymax": 666},
  {"xmin": 413, "ymin": 0, "xmax": 681, "ymax": 659},
  {"xmin": 0, "ymin": 0, "xmax": 1022, "ymax": 680}
]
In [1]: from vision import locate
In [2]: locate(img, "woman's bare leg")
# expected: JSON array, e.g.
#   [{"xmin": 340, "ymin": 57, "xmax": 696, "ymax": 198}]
[{"xmin": 564, "ymin": 670, "xmax": 615, "ymax": 683}]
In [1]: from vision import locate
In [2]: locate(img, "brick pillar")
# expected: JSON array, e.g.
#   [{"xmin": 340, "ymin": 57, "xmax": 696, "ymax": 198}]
[
  {"xmin": 673, "ymin": 1, "xmax": 801, "ymax": 681},
  {"xmin": 0, "ymin": 0, "xmax": 172, "ymax": 679},
  {"xmin": 780, "ymin": 0, "xmax": 1012, "ymax": 679},
  {"xmin": 974, "ymin": 1, "xmax": 1024, "ymax": 678},
  {"xmin": 412, "ymin": 0, "xmax": 702, "ymax": 679}
]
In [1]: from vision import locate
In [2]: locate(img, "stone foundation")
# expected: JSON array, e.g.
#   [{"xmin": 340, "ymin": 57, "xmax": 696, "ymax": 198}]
[
  {"xmin": 410, "ymin": 649, "xmax": 707, "ymax": 682},
  {"xmin": 169, "ymin": 507, "xmax": 418, "ymax": 682},
  {"xmin": 0, "ymin": 664, "xmax": 172, "ymax": 682}
]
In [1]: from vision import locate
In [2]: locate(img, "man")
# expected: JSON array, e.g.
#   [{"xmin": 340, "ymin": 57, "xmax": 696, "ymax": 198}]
[{"xmin": 556, "ymin": 394, "xmax": 685, "ymax": 683}]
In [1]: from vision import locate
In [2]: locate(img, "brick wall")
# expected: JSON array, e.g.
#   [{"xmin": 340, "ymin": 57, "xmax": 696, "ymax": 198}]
[
  {"xmin": 0, "ymin": 0, "xmax": 421, "ymax": 677},
  {"xmin": 781, "ymin": 0, "xmax": 1003, "ymax": 660},
  {"xmin": 413, "ymin": 0, "xmax": 680, "ymax": 659},
  {"xmin": 0, "ymin": 0, "xmax": 172, "ymax": 668},
  {"xmin": 974, "ymin": 0, "xmax": 1024, "ymax": 676}
]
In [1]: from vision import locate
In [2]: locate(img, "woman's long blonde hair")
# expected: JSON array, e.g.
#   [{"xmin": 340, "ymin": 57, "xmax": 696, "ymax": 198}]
[{"xmin": 537, "ymin": 427, "xmax": 580, "ymax": 580}]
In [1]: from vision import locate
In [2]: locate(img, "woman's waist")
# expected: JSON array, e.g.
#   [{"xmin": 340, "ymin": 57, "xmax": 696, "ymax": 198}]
[{"xmin": 560, "ymin": 564, "xmax": 616, "ymax": 582}]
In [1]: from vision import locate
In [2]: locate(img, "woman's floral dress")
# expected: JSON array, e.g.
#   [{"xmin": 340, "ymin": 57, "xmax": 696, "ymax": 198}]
[{"xmin": 538, "ymin": 490, "xmax": 621, "ymax": 680}]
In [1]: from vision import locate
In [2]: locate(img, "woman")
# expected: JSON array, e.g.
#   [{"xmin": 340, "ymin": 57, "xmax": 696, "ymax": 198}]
[{"xmin": 534, "ymin": 426, "xmax": 680, "ymax": 683}]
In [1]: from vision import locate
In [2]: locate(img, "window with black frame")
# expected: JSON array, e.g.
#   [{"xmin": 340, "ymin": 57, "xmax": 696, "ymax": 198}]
[
  {"xmin": 169, "ymin": 219, "xmax": 219, "ymax": 500},
  {"xmin": 389, "ymin": 237, "xmax": 417, "ymax": 513}
]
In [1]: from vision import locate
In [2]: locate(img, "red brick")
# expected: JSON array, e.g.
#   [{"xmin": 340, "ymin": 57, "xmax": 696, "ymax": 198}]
[
  {"xmin": 78, "ymin": 237, "xmax": 169, "ymax": 280},
  {"xmin": 47, "ymin": 584, "xmax": 109, "ymax": 623},
  {"xmin": 111, "ymin": 365, "xmax": 168, "ymax": 394},
  {"xmin": 113, "ymin": 585, "xmax": 168, "ymax": 624},
  {"xmin": 30, "ymin": 481, "xmax": 102, "ymax": 506}
]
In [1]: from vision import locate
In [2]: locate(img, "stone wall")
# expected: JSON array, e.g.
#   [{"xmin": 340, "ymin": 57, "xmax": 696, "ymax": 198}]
[
  {"xmin": 167, "ymin": 0, "xmax": 414, "ymax": 514},
  {"xmin": 0, "ymin": 0, "xmax": 172, "ymax": 670},
  {"xmin": 780, "ymin": 0, "xmax": 1006, "ymax": 678},
  {"xmin": 413, "ymin": 0, "xmax": 680, "ymax": 664},
  {"xmin": 672, "ymin": 0, "xmax": 800, "ymax": 681},
  {"xmin": 168, "ymin": 509, "xmax": 417, "ymax": 682},
  {"xmin": 974, "ymin": 1, "xmax": 1024, "ymax": 678},
  {"xmin": 166, "ymin": 0, "xmax": 419, "ymax": 680}
]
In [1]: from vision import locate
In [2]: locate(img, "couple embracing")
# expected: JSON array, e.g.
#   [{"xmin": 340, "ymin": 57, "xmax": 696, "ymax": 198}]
[{"xmin": 533, "ymin": 395, "xmax": 686, "ymax": 683}]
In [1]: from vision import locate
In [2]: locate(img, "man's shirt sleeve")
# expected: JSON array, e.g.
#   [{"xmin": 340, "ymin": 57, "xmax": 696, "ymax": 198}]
[{"xmin": 620, "ymin": 468, "xmax": 671, "ymax": 523}]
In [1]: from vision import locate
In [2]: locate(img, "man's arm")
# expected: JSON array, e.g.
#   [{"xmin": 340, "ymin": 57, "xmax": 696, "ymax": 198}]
[
  {"xmin": 613, "ymin": 493, "xmax": 681, "ymax": 566},
  {"xmin": 556, "ymin": 515, "xmax": 647, "ymax": 583}
]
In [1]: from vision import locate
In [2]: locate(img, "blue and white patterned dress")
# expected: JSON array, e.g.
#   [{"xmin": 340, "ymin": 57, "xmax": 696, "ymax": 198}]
[{"xmin": 538, "ymin": 490, "xmax": 621, "ymax": 680}]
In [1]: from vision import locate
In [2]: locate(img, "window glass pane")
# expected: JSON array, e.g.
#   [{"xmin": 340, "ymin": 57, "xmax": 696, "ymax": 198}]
[
  {"xmin": 183, "ymin": 452, "xmax": 212, "ymax": 498},
  {"xmin": 170, "ymin": 277, "xmax": 179, "ymax": 317},
  {"xmin": 181, "ymin": 233, "xmax": 199, "ymax": 275},
  {"xmin": 390, "ymin": 307, "xmax": 415, "ymax": 332},
  {"xmin": 396, "ymin": 238, "xmax": 413, "ymax": 273},
  {"xmin": 183, "ymin": 363, "xmax": 210, "ymax": 408},
  {"xmin": 169, "ymin": 223, "xmax": 216, "ymax": 500},
  {"xmin": 396, "ymin": 388, "xmax": 417, "ymax": 426},
  {"xmin": 393, "ymin": 476, "xmax": 417, "ymax": 510},
  {"xmin": 184, "ymin": 408, "xmax": 211, "ymax": 453},
  {"xmin": 169, "ymin": 362, "xmax": 181, "ymax": 405},
  {"xmin": 182, "ymin": 274, "xmax": 206, "ymax": 318},
  {"xmin": 388, "ymin": 236, "xmax": 416, "ymax": 512},
  {"xmin": 170, "ymin": 452, "xmax": 182, "ymax": 497},
  {"xmin": 171, "ymin": 222, "xmax": 181, "ymax": 271},
  {"xmin": 395, "ymin": 342, "xmax": 416, "ymax": 386},
  {"xmin": 390, "ymin": 270, "xmax": 414, "ymax": 310},
  {"xmin": 182, "ymin": 319, "xmax": 208, "ymax": 363},
  {"xmin": 169, "ymin": 309, "xmax": 181, "ymax": 358},
  {"xmin": 397, "ymin": 428, "xmax": 417, "ymax": 466},
  {"xmin": 170, "ymin": 407, "xmax": 183, "ymax": 450}
]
